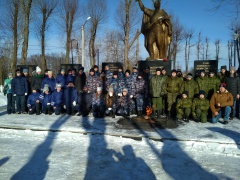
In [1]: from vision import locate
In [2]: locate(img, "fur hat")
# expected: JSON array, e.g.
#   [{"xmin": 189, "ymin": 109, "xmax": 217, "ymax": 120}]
[
  {"xmin": 79, "ymin": 67, "xmax": 84, "ymax": 71},
  {"xmin": 182, "ymin": 91, "xmax": 188, "ymax": 97},
  {"xmin": 156, "ymin": 68, "xmax": 161, "ymax": 72},
  {"xmin": 90, "ymin": 68, "xmax": 94, "ymax": 73},
  {"xmin": 97, "ymin": 87, "xmax": 102, "ymax": 92},
  {"xmin": 93, "ymin": 65, "xmax": 98, "ymax": 69},
  {"xmin": 36, "ymin": 66, "xmax": 41, "ymax": 72},
  {"xmin": 209, "ymin": 70, "xmax": 215, "ymax": 74},
  {"xmin": 171, "ymin": 69, "xmax": 177, "ymax": 73}
]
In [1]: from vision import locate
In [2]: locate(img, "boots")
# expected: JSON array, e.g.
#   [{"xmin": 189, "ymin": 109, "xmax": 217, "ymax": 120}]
[
  {"xmin": 157, "ymin": 110, "xmax": 162, "ymax": 118},
  {"xmin": 112, "ymin": 112, "xmax": 115, "ymax": 118},
  {"xmin": 167, "ymin": 111, "xmax": 171, "ymax": 119}
]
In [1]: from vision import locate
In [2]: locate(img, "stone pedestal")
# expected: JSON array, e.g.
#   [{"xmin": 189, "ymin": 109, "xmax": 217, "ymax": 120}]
[{"xmin": 138, "ymin": 60, "xmax": 172, "ymax": 75}]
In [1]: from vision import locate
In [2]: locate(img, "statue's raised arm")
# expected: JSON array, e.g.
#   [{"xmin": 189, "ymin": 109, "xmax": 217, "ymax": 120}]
[{"xmin": 136, "ymin": 0, "xmax": 172, "ymax": 60}]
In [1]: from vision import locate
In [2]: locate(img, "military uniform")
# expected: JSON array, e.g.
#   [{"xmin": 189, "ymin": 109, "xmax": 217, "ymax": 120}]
[
  {"xmin": 176, "ymin": 91, "xmax": 192, "ymax": 121},
  {"xmin": 192, "ymin": 90, "xmax": 209, "ymax": 123},
  {"xmin": 164, "ymin": 69, "xmax": 182, "ymax": 117},
  {"xmin": 149, "ymin": 70, "xmax": 165, "ymax": 117}
]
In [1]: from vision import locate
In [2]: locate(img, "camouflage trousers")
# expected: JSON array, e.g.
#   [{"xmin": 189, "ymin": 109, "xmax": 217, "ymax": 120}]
[
  {"xmin": 176, "ymin": 107, "xmax": 191, "ymax": 119},
  {"xmin": 167, "ymin": 93, "xmax": 179, "ymax": 112},
  {"xmin": 194, "ymin": 108, "xmax": 208, "ymax": 123},
  {"xmin": 152, "ymin": 97, "xmax": 163, "ymax": 111}
]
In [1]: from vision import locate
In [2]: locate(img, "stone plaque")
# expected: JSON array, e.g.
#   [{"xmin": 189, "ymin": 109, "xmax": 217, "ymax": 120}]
[
  {"xmin": 194, "ymin": 60, "xmax": 218, "ymax": 75},
  {"xmin": 61, "ymin": 64, "xmax": 82, "ymax": 72},
  {"xmin": 102, "ymin": 62, "xmax": 123, "ymax": 72},
  {"xmin": 138, "ymin": 60, "xmax": 171, "ymax": 75}
]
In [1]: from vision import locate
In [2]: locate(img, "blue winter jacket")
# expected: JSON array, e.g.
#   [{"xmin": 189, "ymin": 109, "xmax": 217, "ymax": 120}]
[
  {"xmin": 40, "ymin": 92, "xmax": 52, "ymax": 107},
  {"xmin": 55, "ymin": 74, "xmax": 67, "ymax": 88},
  {"xmin": 27, "ymin": 92, "xmax": 40, "ymax": 108},
  {"xmin": 51, "ymin": 90, "xmax": 63, "ymax": 107},
  {"xmin": 11, "ymin": 76, "xmax": 28, "ymax": 95},
  {"xmin": 63, "ymin": 87, "xmax": 78, "ymax": 107},
  {"xmin": 41, "ymin": 77, "xmax": 56, "ymax": 92}
]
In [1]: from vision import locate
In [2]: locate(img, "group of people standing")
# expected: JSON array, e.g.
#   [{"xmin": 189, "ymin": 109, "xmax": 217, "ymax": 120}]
[{"xmin": 3, "ymin": 64, "xmax": 238, "ymax": 124}]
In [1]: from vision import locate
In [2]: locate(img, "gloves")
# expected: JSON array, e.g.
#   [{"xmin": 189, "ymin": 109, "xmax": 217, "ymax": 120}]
[
  {"xmin": 108, "ymin": 108, "xmax": 112, "ymax": 110},
  {"xmin": 63, "ymin": 105, "xmax": 66, "ymax": 109},
  {"xmin": 130, "ymin": 95, "xmax": 133, "ymax": 98},
  {"xmin": 13, "ymin": 94, "xmax": 16, "ymax": 96},
  {"xmin": 47, "ymin": 103, "xmax": 50, "ymax": 105},
  {"xmin": 25, "ymin": 93, "xmax": 28, "ymax": 96},
  {"xmin": 73, "ymin": 101, "xmax": 76, "ymax": 106}
]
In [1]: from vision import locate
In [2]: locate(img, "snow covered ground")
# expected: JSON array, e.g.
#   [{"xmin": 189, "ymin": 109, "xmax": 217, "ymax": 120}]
[{"xmin": 0, "ymin": 93, "xmax": 240, "ymax": 179}]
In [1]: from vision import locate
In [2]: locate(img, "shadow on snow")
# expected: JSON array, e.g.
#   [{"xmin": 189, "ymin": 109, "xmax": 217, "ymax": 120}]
[
  {"xmin": 11, "ymin": 115, "xmax": 71, "ymax": 180},
  {"xmin": 82, "ymin": 117, "xmax": 156, "ymax": 180}
]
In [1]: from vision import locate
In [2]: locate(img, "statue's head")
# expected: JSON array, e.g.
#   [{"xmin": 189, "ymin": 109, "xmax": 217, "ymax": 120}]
[{"xmin": 154, "ymin": 0, "xmax": 161, "ymax": 9}]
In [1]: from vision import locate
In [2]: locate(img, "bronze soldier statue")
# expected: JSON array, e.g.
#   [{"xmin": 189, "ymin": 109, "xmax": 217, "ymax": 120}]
[{"xmin": 136, "ymin": 0, "xmax": 172, "ymax": 60}]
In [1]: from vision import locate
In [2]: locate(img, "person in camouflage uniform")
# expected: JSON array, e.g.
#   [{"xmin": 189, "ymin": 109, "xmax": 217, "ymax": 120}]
[
  {"xmin": 149, "ymin": 68, "xmax": 165, "ymax": 118},
  {"xmin": 180, "ymin": 73, "xmax": 199, "ymax": 100},
  {"xmin": 92, "ymin": 87, "xmax": 106, "ymax": 118},
  {"xmin": 196, "ymin": 70, "xmax": 210, "ymax": 99},
  {"xmin": 131, "ymin": 66, "xmax": 138, "ymax": 84},
  {"xmin": 164, "ymin": 69, "xmax": 183, "ymax": 118},
  {"xmin": 122, "ymin": 69, "xmax": 133, "ymax": 95},
  {"xmin": 116, "ymin": 88, "xmax": 135, "ymax": 117},
  {"xmin": 86, "ymin": 68, "xmax": 102, "ymax": 94},
  {"xmin": 109, "ymin": 71, "xmax": 121, "ymax": 95},
  {"xmin": 132, "ymin": 72, "xmax": 148, "ymax": 116},
  {"xmin": 104, "ymin": 65, "xmax": 113, "ymax": 81},
  {"xmin": 176, "ymin": 91, "xmax": 192, "ymax": 122},
  {"xmin": 208, "ymin": 70, "xmax": 220, "ymax": 99},
  {"xmin": 192, "ymin": 90, "xmax": 210, "ymax": 123}
]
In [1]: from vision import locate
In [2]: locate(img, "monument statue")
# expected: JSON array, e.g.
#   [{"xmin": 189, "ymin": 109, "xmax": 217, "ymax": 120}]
[{"xmin": 136, "ymin": 0, "xmax": 172, "ymax": 60}]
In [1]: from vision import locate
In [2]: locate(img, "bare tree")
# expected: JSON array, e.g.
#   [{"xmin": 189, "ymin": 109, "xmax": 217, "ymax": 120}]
[
  {"xmin": 115, "ymin": 0, "xmax": 141, "ymax": 69},
  {"xmin": 20, "ymin": 0, "xmax": 33, "ymax": 65},
  {"xmin": 86, "ymin": 0, "xmax": 108, "ymax": 68},
  {"xmin": 102, "ymin": 30, "xmax": 123, "ymax": 63},
  {"xmin": 57, "ymin": 0, "xmax": 81, "ymax": 64},
  {"xmin": 168, "ymin": 16, "xmax": 184, "ymax": 69},
  {"xmin": 196, "ymin": 32, "xmax": 202, "ymax": 60},
  {"xmin": 215, "ymin": 39, "xmax": 220, "ymax": 61},
  {"xmin": 205, "ymin": 37, "xmax": 210, "ymax": 60},
  {"xmin": 34, "ymin": 0, "xmax": 58, "ymax": 71},
  {"xmin": 183, "ymin": 29, "xmax": 194, "ymax": 72}
]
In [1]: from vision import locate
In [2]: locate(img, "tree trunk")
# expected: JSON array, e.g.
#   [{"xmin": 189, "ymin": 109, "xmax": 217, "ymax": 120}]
[
  {"xmin": 21, "ymin": 0, "xmax": 32, "ymax": 65},
  {"xmin": 41, "ymin": 13, "xmax": 46, "ymax": 71},
  {"xmin": 11, "ymin": 1, "xmax": 19, "ymax": 75}
]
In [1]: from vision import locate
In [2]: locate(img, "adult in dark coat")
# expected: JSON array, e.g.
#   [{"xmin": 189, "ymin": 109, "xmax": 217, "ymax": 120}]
[
  {"xmin": 31, "ymin": 66, "xmax": 44, "ymax": 93},
  {"xmin": 63, "ymin": 81, "xmax": 78, "ymax": 115},
  {"xmin": 224, "ymin": 66, "xmax": 240, "ymax": 119},
  {"xmin": 78, "ymin": 85, "xmax": 92, "ymax": 116},
  {"xmin": 11, "ymin": 69, "xmax": 28, "ymax": 114},
  {"xmin": 74, "ymin": 67, "xmax": 86, "ymax": 94}
]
